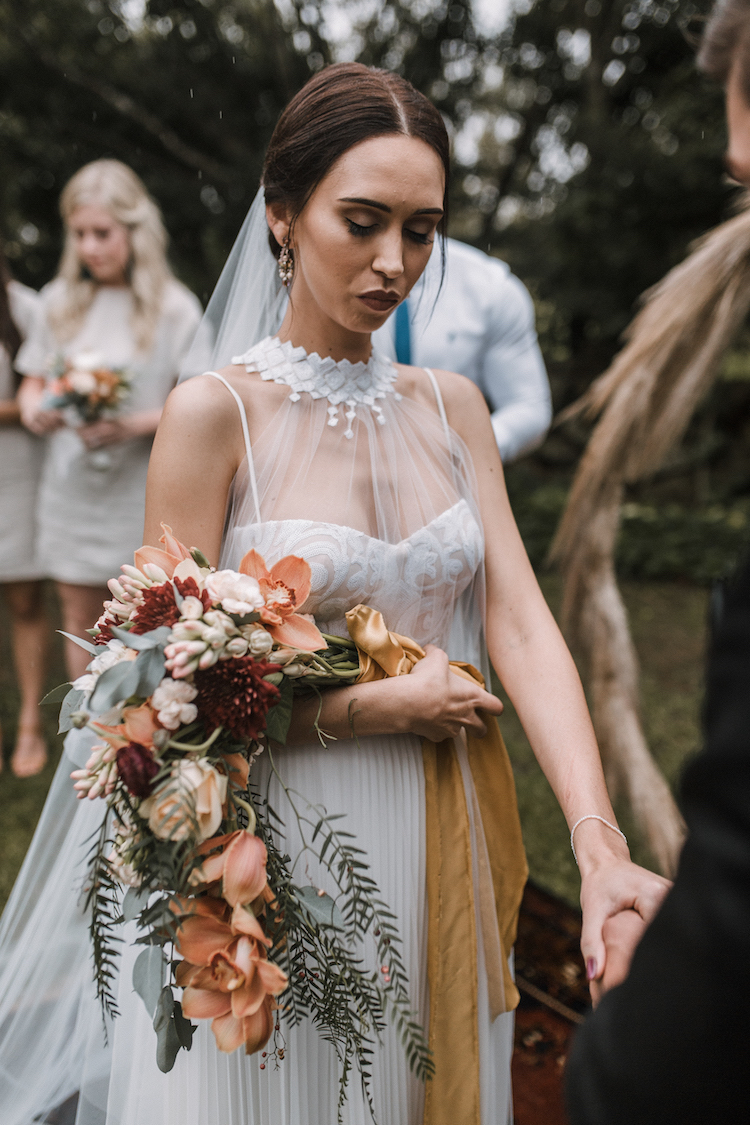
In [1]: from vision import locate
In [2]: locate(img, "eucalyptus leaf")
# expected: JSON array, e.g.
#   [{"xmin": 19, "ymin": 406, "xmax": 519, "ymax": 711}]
[
  {"xmin": 136, "ymin": 646, "xmax": 167, "ymax": 696},
  {"xmin": 40, "ymin": 682, "xmax": 73, "ymax": 705},
  {"xmin": 173, "ymin": 998, "xmax": 196, "ymax": 1050},
  {"xmin": 89, "ymin": 660, "xmax": 141, "ymax": 713},
  {"xmin": 265, "ymin": 675, "xmax": 293, "ymax": 745},
  {"xmin": 122, "ymin": 885, "xmax": 151, "ymax": 923},
  {"xmin": 153, "ymin": 986, "xmax": 182, "ymax": 1073},
  {"xmin": 59, "ymin": 688, "xmax": 85, "ymax": 734},
  {"xmin": 58, "ymin": 630, "xmax": 99, "ymax": 656},
  {"xmin": 110, "ymin": 624, "xmax": 172, "ymax": 651},
  {"xmin": 296, "ymin": 885, "xmax": 345, "ymax": 930},
  {"xmin": 171, "ymin": 582, "xmax": 184, "ymax": 610},
  {"xmin": 133, "ymin": 945, "xmax": 165, "ymax": 1018}
]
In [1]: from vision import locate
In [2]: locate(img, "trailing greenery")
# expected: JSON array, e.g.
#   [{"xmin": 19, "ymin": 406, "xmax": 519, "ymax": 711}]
[
  {"xmin": 84, "ymin": 813, "xmax": 122, "ymax": 1029},
  {"xmin": 256, "ymin": 748, "xmax": 433, "ymax": 1123}
]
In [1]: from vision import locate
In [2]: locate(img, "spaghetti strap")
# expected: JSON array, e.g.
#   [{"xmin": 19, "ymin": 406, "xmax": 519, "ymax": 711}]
[
  {"xmin": 204, "ymin": 371, "xmax": 262, "ymax": 524},
  {"xmin": 423, "ymin": 367, "xmax": 451, "ymax": 448}
]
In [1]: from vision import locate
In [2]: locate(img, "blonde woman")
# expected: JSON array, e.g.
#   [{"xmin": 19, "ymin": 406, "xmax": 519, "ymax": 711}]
[
  {"xmin": 17, "ymin": 160, "xmax": 202, "ymax": 680},
  {"xmin": 0, "ymin": 243, "xmax": 49, "ymax": 777}
]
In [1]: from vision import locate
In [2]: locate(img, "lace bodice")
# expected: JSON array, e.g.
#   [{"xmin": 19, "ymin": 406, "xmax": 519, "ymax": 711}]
[{"xmin": 221, "ymin": 499, "xmax": 483, "ymax": 647}]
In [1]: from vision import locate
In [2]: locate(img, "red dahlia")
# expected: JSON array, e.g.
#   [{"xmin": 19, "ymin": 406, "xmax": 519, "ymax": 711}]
[
  {"xmin": 129, "ymin": 582, "xmax": 179, "ymax": 635},
  {"xmin": 194, "ymin": 656, "xmax": 281, "ymax": 741},
  {"xmin": 117, "ymin": 742, "xmax": 160, "ymax": 797}
]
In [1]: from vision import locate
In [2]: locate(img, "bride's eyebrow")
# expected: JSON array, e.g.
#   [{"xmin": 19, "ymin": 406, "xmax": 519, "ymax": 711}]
[{"xmin": 338, "ymin": 196, "xmax": 443, "ymax": 217}]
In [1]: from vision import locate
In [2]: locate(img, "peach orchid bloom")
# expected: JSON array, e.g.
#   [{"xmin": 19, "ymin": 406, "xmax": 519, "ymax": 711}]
[
  {"xmin": 174, "ymin": 896, "xmax": 287, "ymax": 1055},
  {"xmin": 238, "ymin": 550, "xmax": 325, "ymax": 651},
  {"xmin": 134, "ymin": 523, "xmax": 193, "ymax": 579},
  {"xmin": 89, "ymin": 702, "xmax": 161, "ymax": 750},
  {"xmin": 192, "ymin": 829, "xmax": 268, "ymax": 907}
]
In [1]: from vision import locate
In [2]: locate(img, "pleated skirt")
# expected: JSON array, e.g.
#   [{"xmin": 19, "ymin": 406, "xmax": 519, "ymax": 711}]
[{"xmin": 0, "ymin": 733, "xmax": 514, "ymax": 1125}]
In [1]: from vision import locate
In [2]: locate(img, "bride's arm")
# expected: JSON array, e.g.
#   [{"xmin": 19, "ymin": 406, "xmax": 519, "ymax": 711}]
[
  {"xmin": 436, "ymin": 370, "xmax": 670, "ymax": 985},
  {"xmin": 143, "ymin": 375, "xmax": 244, "ymax": 562}
]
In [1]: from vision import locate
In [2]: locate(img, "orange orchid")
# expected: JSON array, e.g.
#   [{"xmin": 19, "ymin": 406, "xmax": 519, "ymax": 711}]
[
  {"xmin": 192, "ymin": 829, "xmax": 268, "ymax": 907},
  {"xmin": 174, "ymin": 895, "xmax": 287, "ymax": 1055},
  {"xmin": 89, "ymin": 701, "xmax": 161, "ymax": 750},
  {"xmin": 134, "ymin": 523, "xmax": 193, "ymax": 580},
  {"xmin": 238, "ymin": 550, "xmax": 325, "ymax": 652}
]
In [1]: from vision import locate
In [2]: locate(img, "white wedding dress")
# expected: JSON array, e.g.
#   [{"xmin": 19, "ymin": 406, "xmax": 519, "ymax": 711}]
[{"xmin": 0, "ymin": 338, "xmax": 514, "ymax": 1125}]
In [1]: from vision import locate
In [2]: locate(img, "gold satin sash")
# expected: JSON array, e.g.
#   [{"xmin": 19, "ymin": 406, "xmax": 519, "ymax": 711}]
[{"xmin": 344, "ymin": 606, "xmax": 528, "ymax": 1125}]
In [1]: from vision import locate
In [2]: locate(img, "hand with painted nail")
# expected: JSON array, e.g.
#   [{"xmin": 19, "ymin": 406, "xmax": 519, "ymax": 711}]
[{"xmin": 588, "ymin": 909, "xmax": 647, "ymax": 1007}]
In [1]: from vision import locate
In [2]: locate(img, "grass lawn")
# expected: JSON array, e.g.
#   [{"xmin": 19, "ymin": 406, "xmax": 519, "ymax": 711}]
[{"xmin": 0, "ymin": 578, "xmax": 708, "ymax": 913}]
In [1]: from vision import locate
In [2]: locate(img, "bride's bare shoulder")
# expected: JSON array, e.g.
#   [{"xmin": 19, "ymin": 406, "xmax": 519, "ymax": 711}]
[{"xmin": 395, "ymin": 363, "xmax": 488, "ymax": 422}]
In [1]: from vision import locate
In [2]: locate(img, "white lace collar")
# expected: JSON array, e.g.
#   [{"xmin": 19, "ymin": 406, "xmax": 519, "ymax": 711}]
[{"xmin": 232, "ymin": 335, "xmax": 400, "ymax": 439}]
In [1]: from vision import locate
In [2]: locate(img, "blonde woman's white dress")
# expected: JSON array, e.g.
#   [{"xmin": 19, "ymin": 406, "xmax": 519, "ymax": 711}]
[
  {"xmin": 15, "ymin": 278, "xmax": 202, "ymax": 585},
  {"xmin": 0, "ymin": 280, "xmax": 44, "ymax": 582}
]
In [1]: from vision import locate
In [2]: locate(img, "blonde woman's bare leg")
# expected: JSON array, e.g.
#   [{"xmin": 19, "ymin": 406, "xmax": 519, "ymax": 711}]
[{"xmin": 3, "ymin": 580, "xmax": 50, "ymax": 778}]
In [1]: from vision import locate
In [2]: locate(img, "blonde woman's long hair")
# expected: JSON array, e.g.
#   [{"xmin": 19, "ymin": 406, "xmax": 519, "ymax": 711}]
[{"xmin": 50, "ymin": 159, "xmax": 173, "ymax": 353}]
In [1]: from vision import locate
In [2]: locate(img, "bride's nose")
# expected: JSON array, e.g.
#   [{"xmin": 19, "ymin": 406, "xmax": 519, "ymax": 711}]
[{"xmin": 371, "ymin": 232, "xmax": 404, "ymax": 279}]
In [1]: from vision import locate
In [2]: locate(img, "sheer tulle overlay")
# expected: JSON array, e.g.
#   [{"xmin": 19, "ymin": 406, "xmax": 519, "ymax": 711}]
[{"xmin": 0, "ymin": 336, "xmax": 514, "ymax": 1124}]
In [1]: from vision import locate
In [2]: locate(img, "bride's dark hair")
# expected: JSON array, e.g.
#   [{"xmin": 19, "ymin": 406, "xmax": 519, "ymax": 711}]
[{"xmin": 263, "ymin": 62, "xmax": 450, "ymax": 259}]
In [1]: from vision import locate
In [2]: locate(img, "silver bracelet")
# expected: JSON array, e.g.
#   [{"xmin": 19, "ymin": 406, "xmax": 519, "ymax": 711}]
[{"xmin": 570, "ymin": 814, "xmax": 628, "ymax": 866}]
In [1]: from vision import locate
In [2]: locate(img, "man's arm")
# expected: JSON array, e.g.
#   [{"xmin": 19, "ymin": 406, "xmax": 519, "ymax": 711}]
[
  {"xmin": 479, "ymin": 274, "xmax": 552, "ymax": 462},
  {"xmin": 566, "ymin": 559, "xmax": 750, "ymax": 1125}
]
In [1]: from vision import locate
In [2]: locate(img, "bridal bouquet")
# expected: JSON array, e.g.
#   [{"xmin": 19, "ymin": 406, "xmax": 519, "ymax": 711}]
[
  {"xmin": 45, "ymin": 351, "xmax": 131, "ymax": 425},
  {"xmin": 47, "ymin": 526, "xmax": 430, "ymax": 1108}
]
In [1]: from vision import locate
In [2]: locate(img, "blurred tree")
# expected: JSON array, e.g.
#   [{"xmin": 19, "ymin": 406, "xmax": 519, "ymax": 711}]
[
  {"xmin": 0, "ymin": 0, "xmax": 329, "ymax": 297},
  {"xmin": 444, "ymin": 0, "xmax": 731, "ymax": 402}
]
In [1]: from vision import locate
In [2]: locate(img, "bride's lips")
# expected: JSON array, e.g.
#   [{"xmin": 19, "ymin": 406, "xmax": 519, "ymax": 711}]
[{"xmin": 358, "ymin": 290, "xmax": 400, "ymax": 313}]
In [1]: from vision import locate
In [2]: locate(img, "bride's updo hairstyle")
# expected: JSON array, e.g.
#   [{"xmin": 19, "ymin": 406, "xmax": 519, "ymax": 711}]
[{"xmin": 262, "ymin": 62, "xmax": 450, "ymax": 260}]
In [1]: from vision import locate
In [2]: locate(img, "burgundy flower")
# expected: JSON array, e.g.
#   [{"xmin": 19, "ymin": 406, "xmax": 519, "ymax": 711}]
[
  {"xmin": 174, "ymin": 576, "xmax": 212, "ymax": 611},
  {"xmin": 194, "ymin": 657, "xmax": 281, "ymax": 741},
  {"xmin": 129, "ymin": 582, "xmax": 180, "ymax": 635},
  {"xmin": 116, "ymin": 742, "xmax": 160, "ymax": 797}
]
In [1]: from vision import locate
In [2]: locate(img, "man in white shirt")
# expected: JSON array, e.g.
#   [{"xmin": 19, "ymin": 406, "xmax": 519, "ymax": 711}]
[{"xmin": 373, "ymin": 237, "xmax": 552, "ymax": 462}]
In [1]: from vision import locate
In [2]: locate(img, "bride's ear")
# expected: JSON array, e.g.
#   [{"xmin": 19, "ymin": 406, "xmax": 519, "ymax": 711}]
[{"xmin": 266, "ymin": 201, "xmax": 292, "ymax": 248}]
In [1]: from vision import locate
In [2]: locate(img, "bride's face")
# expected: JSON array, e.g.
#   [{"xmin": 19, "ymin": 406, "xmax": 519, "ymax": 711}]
[{"xmin": 268, "ymin": 134, "xmax": 445, "ymax": 334}]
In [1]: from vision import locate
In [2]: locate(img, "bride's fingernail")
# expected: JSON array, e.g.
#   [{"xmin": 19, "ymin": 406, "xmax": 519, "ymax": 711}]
[{"xmin": 586, "ymin": 957, "xmax": 598, "ymax": 980}]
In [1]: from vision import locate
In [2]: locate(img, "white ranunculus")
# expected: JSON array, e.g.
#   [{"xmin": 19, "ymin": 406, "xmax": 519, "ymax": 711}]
[
  {"xmin": 151, "ymin": 677, "xmax": 198, "ymax": 731},
  {"xmin": 90, "ymin": 639, "xmax": 137, "ymax": 676},
  {"xmin": 205, "ymin": 570, "xmax": 264, "ymax": 616},
  {"xmin": 68, "ymin": 370, "xmax": 98, "ymax": 395}
]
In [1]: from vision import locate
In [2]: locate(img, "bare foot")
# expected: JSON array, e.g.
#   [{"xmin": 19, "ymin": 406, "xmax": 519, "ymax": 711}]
[{"xmin": 10, "ymin": 727, "xmax": 48, "ymax": 778}]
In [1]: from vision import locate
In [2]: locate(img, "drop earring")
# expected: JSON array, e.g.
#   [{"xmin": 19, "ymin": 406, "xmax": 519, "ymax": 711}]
[{"xmin": 278, "ymin": 237, "xmax": 294, "ymax": 287}]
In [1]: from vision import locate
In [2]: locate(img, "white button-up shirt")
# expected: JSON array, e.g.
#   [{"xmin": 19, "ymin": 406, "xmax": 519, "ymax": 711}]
[{"xmin": 373, "ymin": 238, "xmax": 552, "ymax": 462}]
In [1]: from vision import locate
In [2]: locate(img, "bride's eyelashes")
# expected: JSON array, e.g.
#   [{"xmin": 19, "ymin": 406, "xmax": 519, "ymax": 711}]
[{"xmin": 345, "ymin": 218, "xmax": 433, "ymax": 245}]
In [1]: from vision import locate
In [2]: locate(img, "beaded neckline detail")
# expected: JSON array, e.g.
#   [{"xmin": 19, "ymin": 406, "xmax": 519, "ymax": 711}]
[{"xmin": 232, "ymin": 335, "xmax": 401, "ymax": 439}]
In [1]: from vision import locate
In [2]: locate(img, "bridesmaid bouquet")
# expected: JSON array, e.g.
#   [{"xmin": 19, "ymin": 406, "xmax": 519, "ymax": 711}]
[
  {"xmin": 46, "ymin": 525, "xmax": 430, "ymax": 1105},
  {"xmin": 45, "ymin": 351, "xmax": 131, "ymax": 425}
]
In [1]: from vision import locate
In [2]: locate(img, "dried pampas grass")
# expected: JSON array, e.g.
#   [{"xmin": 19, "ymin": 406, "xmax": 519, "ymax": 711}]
[{"xmin": 550, "ymin": 192, "xmax": 750, "ymax": 875}]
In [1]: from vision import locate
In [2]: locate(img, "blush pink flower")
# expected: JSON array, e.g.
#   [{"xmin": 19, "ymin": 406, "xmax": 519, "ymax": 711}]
[
  {"xmin": 134, "ymin": 523, "xmax": 193, "ymax": 580},
  {"xmin": 238, "ymin": 550, "xmax": 325, "ymax": 652},
  {"xmin": 192, "ymin": 829, "xmax": 268, "ymax": 906}
]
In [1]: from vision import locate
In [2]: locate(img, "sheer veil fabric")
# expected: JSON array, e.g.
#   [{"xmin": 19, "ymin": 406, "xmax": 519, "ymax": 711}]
[{"xmin": 0, "ymin": 188, "xmax": 514, "ymax": 1125}]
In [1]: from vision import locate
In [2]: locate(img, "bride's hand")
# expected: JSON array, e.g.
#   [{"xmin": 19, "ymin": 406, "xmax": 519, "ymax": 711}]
[
  {"xmin": 402, "ymin": 644, "xmax": 503, "ymax": 742},
  {"xmin": 576, "ymin": 820, "xmax": 671, "ymax": 1002}
]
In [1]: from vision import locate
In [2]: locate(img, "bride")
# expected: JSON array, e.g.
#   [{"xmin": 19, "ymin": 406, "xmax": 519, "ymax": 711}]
[{"xmin": 0, "ymin": 63, "xmax": 668, "ymax": 1125}]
